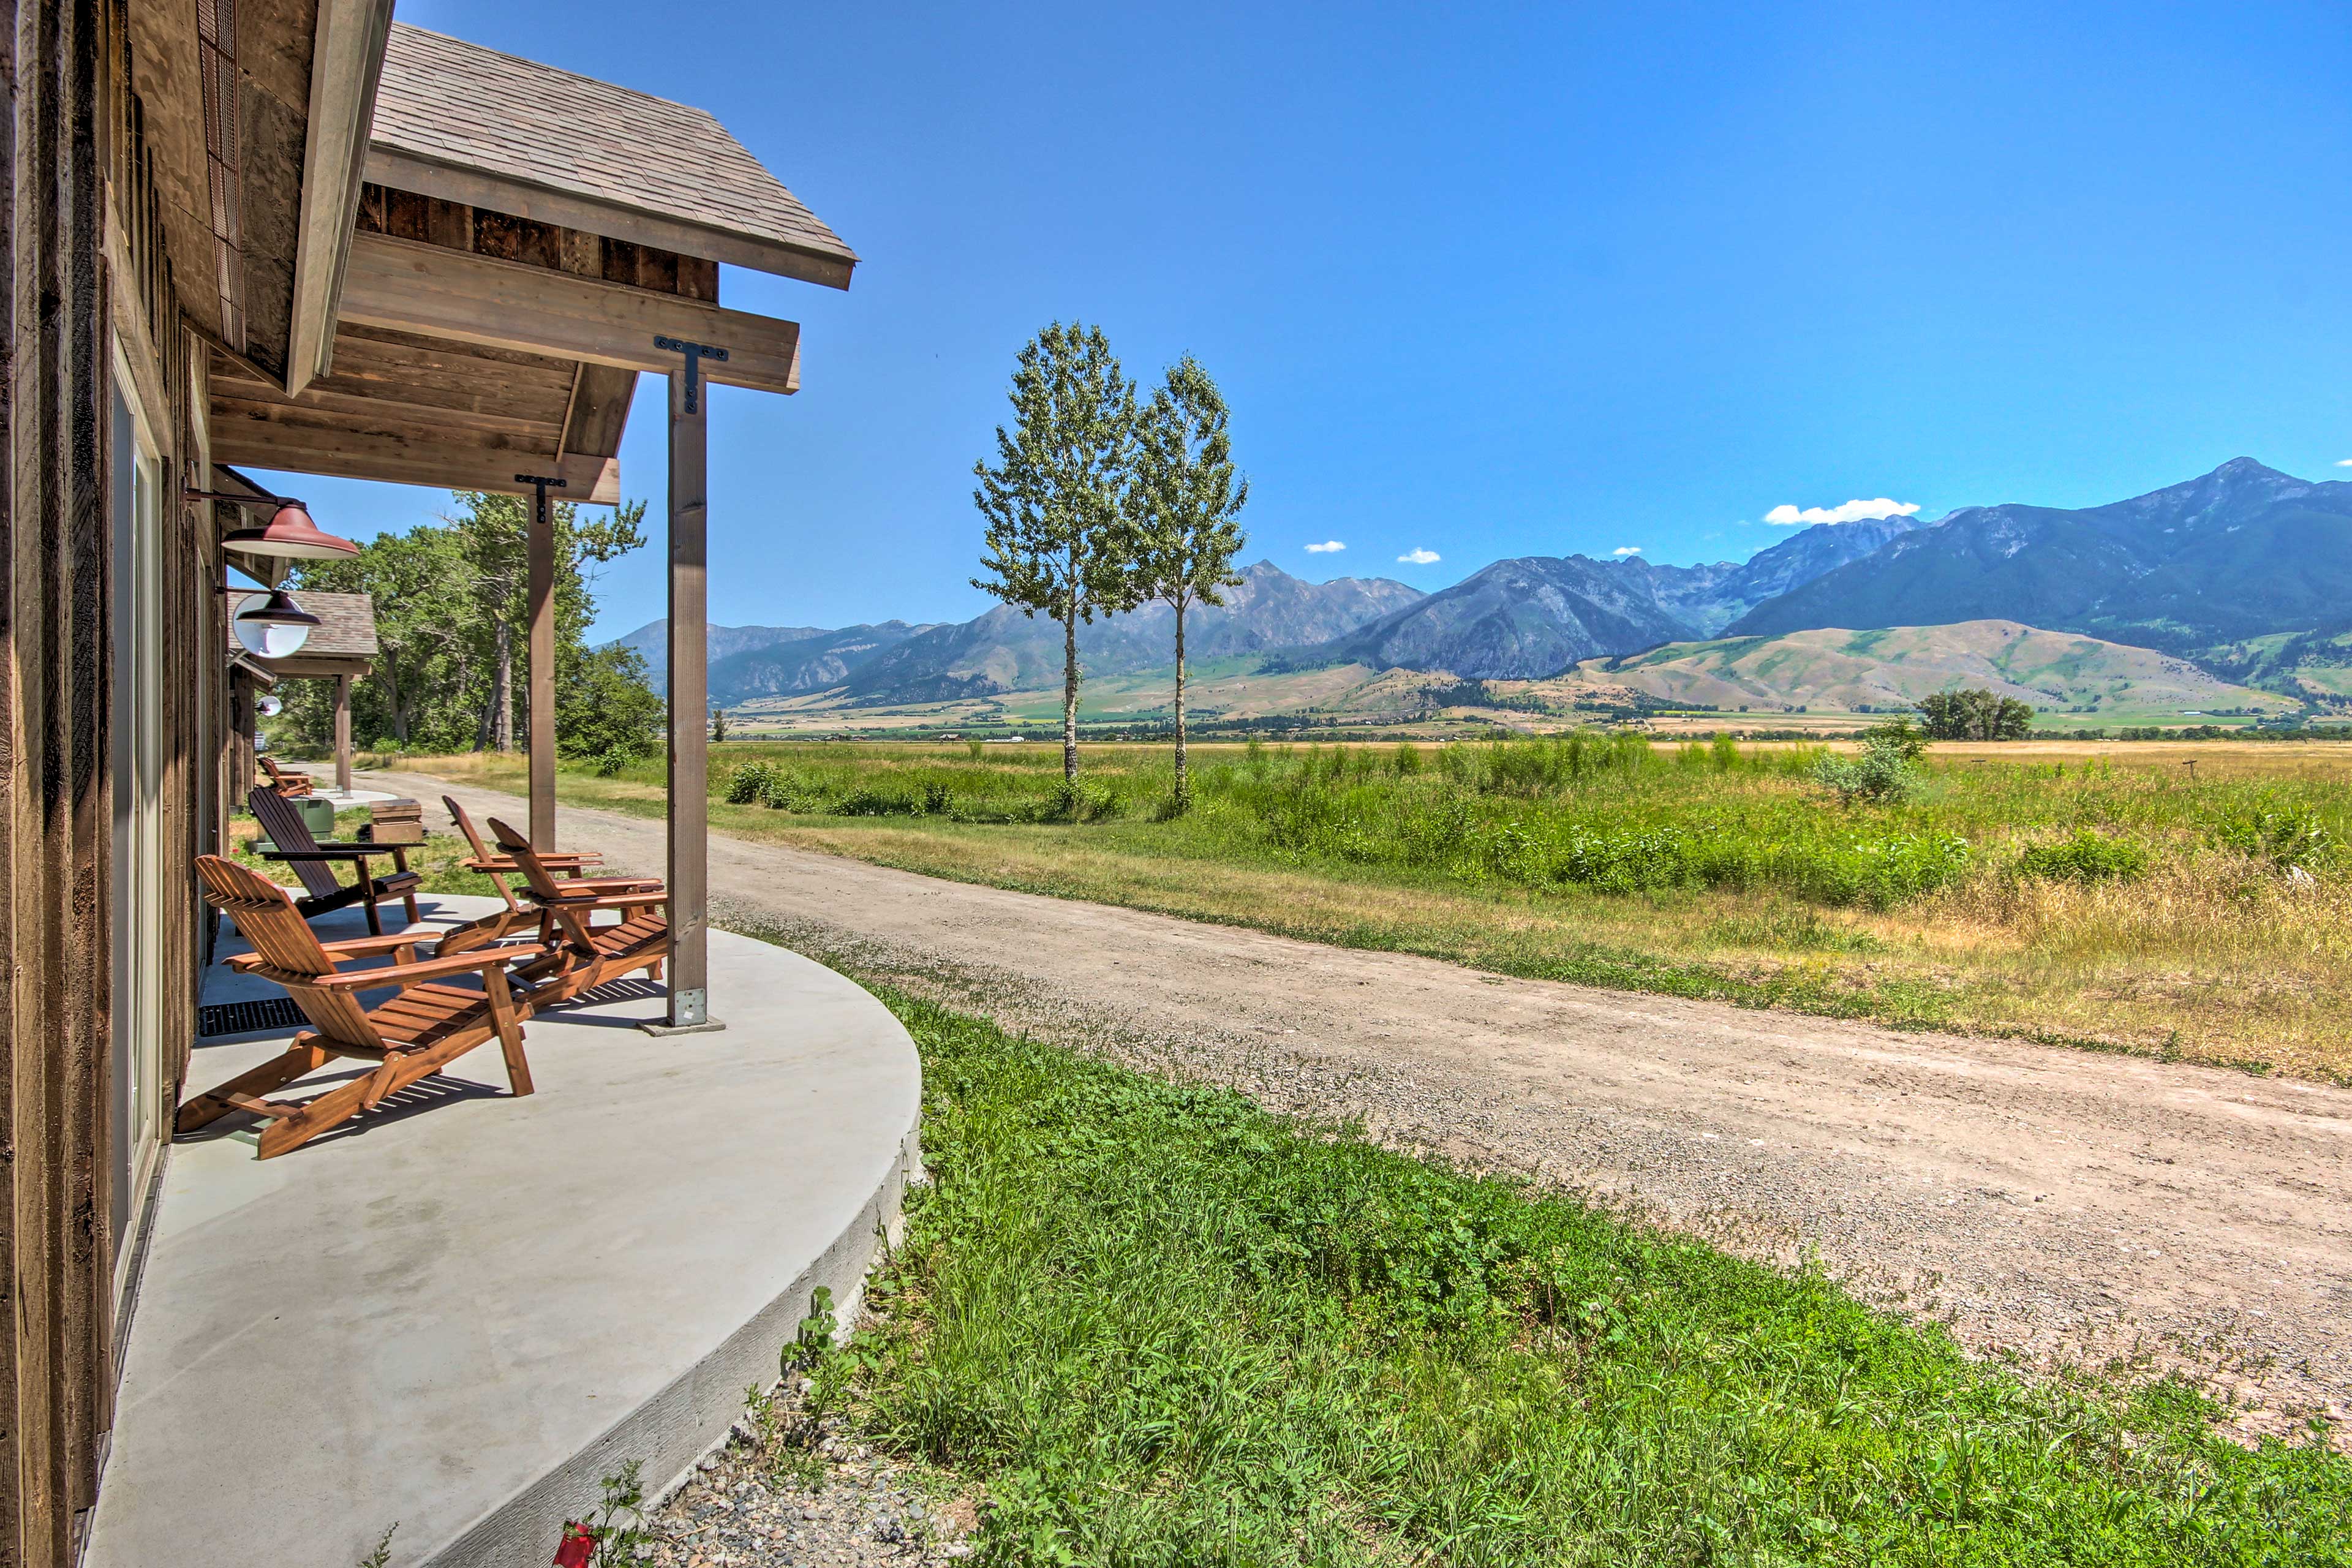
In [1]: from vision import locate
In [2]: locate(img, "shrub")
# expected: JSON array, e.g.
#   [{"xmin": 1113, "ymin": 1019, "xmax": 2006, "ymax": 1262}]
[
  {"xmin": 726, "ymin": 759, "xmax": 828, "ymax": 812},
  {"xmin": 761, "ymin": 769, "xmax": 829, "ymax": 812},
  {"xmin": 724, "ymin": 760, "xmax": 780, "ymax": 805},
  {"xmin": 1809, "ymin": 832, "xmax": 1973, "ymax": 908},
  {"xmin": 2211, "ymin": 803, "xmax": 2338, "ymax": 873},
  {"xmin": 2018, "ymin": 831, "xmax": 2149, "ymax": 883},
  {"xmin": 1813, "ymin": 734, "xmax": 1921, "ymax": 804}
]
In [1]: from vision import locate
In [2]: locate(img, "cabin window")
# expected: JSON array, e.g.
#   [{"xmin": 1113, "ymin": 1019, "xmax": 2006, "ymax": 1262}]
[{"xmin": 108, "ymin": 358, "xmax": 167, "ymax": 1283}]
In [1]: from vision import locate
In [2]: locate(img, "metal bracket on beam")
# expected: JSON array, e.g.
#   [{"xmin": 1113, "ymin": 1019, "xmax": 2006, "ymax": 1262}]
[
  {"xmin": 654, "ymin": 336, "xmax": 729, "ymax": 415},
  {"xmin": 514, "ymin": 473, "xmax": 568, "ymax": 492}
]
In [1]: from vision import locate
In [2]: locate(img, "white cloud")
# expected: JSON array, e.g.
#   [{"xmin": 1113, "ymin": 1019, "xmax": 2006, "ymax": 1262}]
[
  {"xmin": 1764, "ymin": 497, "xmax": 1922, "ymax": 526},
  {"xmin": 1397, "ymin": 547, "xmax": 1441, "ymax": 565},
  {"xmin": 1303, "ymin": 540, "xmax": 1346, "ymax": 553},
  {"xmin": 1612, "ymin": 545, "xmax": 1643, "ymax": 556},
  {"xmin": 2337, "ymin": 459, "xmax": 2352, "ymax": 468}
]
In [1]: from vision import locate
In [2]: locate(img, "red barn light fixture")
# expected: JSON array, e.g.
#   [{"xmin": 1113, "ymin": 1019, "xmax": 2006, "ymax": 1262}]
[{"xmin": 187, "ymin": 487, "xmax": 360, "ymax": 559}]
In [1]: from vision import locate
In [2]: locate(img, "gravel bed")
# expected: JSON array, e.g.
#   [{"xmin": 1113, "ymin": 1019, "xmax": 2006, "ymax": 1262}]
[{"xmin": 643, "ymin": 1378, "xmax": 974, "ymax": 1568}]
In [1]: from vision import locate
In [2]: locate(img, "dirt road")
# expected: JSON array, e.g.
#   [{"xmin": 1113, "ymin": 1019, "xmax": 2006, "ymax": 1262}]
[{"xmin": 391, "ymin": 771, "xmax": 2352, "ymax": 1433}]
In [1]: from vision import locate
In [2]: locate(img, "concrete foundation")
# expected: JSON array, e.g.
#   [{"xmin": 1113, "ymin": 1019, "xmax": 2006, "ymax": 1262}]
[{"xmin": 88, "ymin": 895, "xmax": 922, "ymax": 1567}]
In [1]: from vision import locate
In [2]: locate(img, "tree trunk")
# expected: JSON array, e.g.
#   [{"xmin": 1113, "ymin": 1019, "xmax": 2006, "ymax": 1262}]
[
  {"xmin": 383, "ymin": 654, "xmax": 409, "ymax": 745},
  {"xmin": 1172, "ymin": 599, "xmax": 1189, "ymax": 807},
  {"xmin": 1061, "ymin": 601, "xmax": 1080, "ymax": 783},
  {"xmin": 491, "ymin": 618, "xmax": 515, "ymax": 752}
]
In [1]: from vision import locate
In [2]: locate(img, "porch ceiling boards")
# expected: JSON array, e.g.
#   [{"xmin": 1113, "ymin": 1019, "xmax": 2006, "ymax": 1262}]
[{"xmin": 208, "ymin": 324, "xmax": 629, "ymax": 503}]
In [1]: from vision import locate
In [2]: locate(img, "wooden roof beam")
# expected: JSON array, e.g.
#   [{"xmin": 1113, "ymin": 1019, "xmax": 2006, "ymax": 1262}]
[
  {"xmin": 337, "ymin": 232, "xmax": 801, "ymax": 395},
  {"xmin": 210, "ymin": 421, "xmax": 617, "ymax": 503}
]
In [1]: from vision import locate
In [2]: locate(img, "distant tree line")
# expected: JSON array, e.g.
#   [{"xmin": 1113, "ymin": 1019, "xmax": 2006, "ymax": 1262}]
[
  {"xmin": 273, "ymin": 490, "xmax": 666, "ymax": 774},
  {"xmin": 973, "ymin": 323, "xmax": 1249, "ymax": 803}
]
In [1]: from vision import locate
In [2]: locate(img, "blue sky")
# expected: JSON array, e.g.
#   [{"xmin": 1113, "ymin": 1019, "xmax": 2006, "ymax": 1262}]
[{"xmin": 258, "ymin": 1, "xmax": 2352, "ymax": 638}]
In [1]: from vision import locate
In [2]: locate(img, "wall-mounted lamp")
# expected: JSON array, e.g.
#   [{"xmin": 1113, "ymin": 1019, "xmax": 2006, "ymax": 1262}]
[
  {"xmin": 187, "ymin": 486, "xmax": 360, "ymax": 559},
  {"xmin": 233, "ymin": 590, "xmax": 321, "ymax": 659}
]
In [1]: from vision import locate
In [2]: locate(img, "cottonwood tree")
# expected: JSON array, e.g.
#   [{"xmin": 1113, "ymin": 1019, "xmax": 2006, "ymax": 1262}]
[
  {"xmin": 971, "ymin": 322, "xmax": 1140, "ymax": 781},
  {"xmin": 1918, "ymin": 687, "xmax": 2035, "ymax": 741},
  {"xmin": 1127, "ymin": 356, "xmax": 1248, "ymax": 806},
  {"xmin": 282, "ymin": 491, "xmax": 650, "ymax": 756}
]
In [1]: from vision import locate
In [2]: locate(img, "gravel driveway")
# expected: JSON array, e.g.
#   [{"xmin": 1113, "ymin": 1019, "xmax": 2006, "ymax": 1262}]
[{"xmin": 386, "ymin": 771, "xmax": 2352, "ymax": 1441}]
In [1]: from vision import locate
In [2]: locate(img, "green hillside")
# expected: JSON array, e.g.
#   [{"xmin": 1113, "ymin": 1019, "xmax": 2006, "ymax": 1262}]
[{"xmin": 1544, "ymin": 620, "xmax": 2299, "ymax": 721}]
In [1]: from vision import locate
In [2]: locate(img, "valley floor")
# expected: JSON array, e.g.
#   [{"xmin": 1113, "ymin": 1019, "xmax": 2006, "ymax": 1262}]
[{"xmin": 378, "ymin": 766, "xmax": 2352, "ymax": 1436}]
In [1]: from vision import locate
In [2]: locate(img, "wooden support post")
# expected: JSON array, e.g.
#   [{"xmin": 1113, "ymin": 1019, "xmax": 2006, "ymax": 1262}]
[
  {"xmin": 521, "ymin": 475, "xmax": 564, "ymax": 850},
  {"xmin": 333, "ymin": 674, "xmax": 353, "ymax": 795},
  {"xmin": 655, "ymin": 347, "xmax": 717, "ymax": 1031}
]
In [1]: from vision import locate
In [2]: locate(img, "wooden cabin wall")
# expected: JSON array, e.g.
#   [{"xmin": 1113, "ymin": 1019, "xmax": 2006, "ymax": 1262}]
[{"xmin": 1, "ymin": 3, "xmax": 213, "ymax": 1561}]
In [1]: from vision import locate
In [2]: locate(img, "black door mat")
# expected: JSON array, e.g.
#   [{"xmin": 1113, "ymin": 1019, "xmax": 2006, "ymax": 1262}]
[{"xmin": 198, "ymin": 998, "xmax": 307, "ymax": 1038}]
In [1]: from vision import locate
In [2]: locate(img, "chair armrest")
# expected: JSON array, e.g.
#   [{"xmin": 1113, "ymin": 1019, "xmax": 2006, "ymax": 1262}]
[
  {"xmin": 308, "ymin": 946, "xmax": 551, "ymax": 990},
  {"xmin": 318, "ymin": 933, "xmax": 426, "ymax": 959},
  {"xmin": 259, "ymin": 847, "xmax": 372, "ymax": 862},
  {"xmin": 464, "ymin": 853, "xmax": 606, "ymax": 873},
  {"xmin": 538, "ymin": 892, "xmax": 668, "ymax": 913}
]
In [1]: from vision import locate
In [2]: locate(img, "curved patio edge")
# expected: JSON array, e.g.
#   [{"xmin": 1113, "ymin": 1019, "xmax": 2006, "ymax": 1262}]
[
  {"xmin": 88, "ymin": 901, "xmax": 922, "ymax": 1568},
  {"xmin": 435, "ymin": 1118, "xmax": 922, "ymax": 1568}
]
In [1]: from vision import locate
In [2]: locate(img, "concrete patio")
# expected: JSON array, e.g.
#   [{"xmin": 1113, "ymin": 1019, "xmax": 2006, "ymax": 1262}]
[{"xmin": 86, "ymin": 895, "xmax": 921, "ymax": 1568}]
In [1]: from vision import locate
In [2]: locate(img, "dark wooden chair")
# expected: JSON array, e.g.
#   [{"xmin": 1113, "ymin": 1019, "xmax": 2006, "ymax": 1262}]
[
  {"xmin": 247, "ymin": 786, "xmax": 422, "ymax": 935},
  {"xmin": 485, "ymin": 815, "xmax": 669, "ymax": 1005},
  {"xmin": 258, "ymin": 755, "xmax": 315, "ymax": 796},
  {"xmin": 185, "ymin": 856, "xmax": 545, "ymax": 1159}
]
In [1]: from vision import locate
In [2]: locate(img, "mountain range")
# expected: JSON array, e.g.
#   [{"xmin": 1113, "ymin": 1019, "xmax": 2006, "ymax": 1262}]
[
  {"xmin": 1729, "ymin": 458, "xmax": 2352, "ymax": 652},
  {"xmin": 610, "ymin": 459, "xmax": 2351, "ymax": 712},
  {"xmin": 1305, "ymin": 513, "xmax": 1925, "ymax": 679}
]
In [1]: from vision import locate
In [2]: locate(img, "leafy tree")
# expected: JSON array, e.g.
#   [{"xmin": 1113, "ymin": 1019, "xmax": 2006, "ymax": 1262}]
[
  {"xmin": 1126, "ymin": 356, "xmax": 1248, "ymax": 807},
  {"xmin": 710, "ymin": 705, "xmax": 729, "ymax": 743},
  {"xmin": 559, "ymin": 645, "xmax": 666, "ymax": 775},
  {"xmin": 280, "ymin": 490, "xmax": 652, "ymax": 758},
  {"xmin": 972, "ymin": 323, "xmax": 1140, "ymax": 782},
  {"xmin": 1918, "ymin": 687, "xmax": 2035, "ymax": 741}
]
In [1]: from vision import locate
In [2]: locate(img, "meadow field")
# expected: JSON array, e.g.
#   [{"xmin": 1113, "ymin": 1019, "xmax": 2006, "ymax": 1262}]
[{"xmin": 390, "ymin": 734, "xmax": 2352, "ymax": 1081}]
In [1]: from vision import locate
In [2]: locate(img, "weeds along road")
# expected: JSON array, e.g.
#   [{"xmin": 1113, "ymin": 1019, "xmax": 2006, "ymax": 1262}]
[{"xmin": 391, "ymin": 771, "xmax": 2352, "ymax": 1437}]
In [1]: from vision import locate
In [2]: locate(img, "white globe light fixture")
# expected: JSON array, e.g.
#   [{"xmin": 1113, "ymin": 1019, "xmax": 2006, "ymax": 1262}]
[{"xmin": 233, "ymin": 590, "xmax": 320, "ymax": 660}]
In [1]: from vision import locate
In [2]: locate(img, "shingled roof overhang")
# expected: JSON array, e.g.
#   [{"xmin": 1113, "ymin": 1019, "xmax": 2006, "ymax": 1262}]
[
  {"xmin": 209, "ymin": 23, "xmax": 851, "ymax": 509},
  {"xmin": 363, "ymin": 24, "xmax": 858, "ymax": 290},
  {"xmin": 223, "ymin": 588, "xmax": 380, "ymax": 679}
]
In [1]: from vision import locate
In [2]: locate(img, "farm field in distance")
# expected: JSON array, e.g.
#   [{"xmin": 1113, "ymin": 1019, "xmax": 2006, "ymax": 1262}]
[{"xmin": 385, "ymin": 734, "xmax": 2352, "ymax": 1082}]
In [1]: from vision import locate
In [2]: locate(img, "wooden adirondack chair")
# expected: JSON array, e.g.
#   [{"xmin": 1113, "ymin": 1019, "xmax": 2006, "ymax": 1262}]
[
  {"xmin": 258, "ymin": 755, "xmax": 315, "ymax": 796},
  {"xmin": 185, "ymin": 856, "xmax": 545, "ymax": 1159},
  {"xmin": 437, "ymin": 796, "xmax": 661, "ymax": 956},
  {"xmin": 248, "ymin": 786, "xmax": 423, "ymax": 935},
  {"xmin": 484, "ymin": 815, "xmax": 669, "ymax": 1005}
]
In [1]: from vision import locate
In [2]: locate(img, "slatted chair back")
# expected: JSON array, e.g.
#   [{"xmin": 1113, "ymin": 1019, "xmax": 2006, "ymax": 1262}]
[
  {"xmin": 444, "ymin": 796, "xmax": 523, "ymax": 913},
  {"xmin": 192, "ymin": 856, "xmax": 378, "ymax": 1050},
  {"xmin": 481, "ymin": 815, "xmax": 666, "ymax": 1003},
  {"xmin": 247, "ymin": 787, "xmax": 343, "ymax": 902},
  {"xmin": 484, "ymin": 815, "xmax": 578, "ymax": 906},
  {"xmin": 259, "ymin": 756, "xmax": 311, "ymax": 794}
]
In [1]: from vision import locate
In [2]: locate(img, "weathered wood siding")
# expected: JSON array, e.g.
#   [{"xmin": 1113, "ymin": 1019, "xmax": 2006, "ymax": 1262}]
[{"xmin": 1, "ymin": 4, "xmax": 215, "ymax": 1561}]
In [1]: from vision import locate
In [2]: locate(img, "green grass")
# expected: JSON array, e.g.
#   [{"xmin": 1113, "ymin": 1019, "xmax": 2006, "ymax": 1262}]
[{"xmin": 814, "ymin": 989, "xmax": 2351, "ymax": 1565}]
